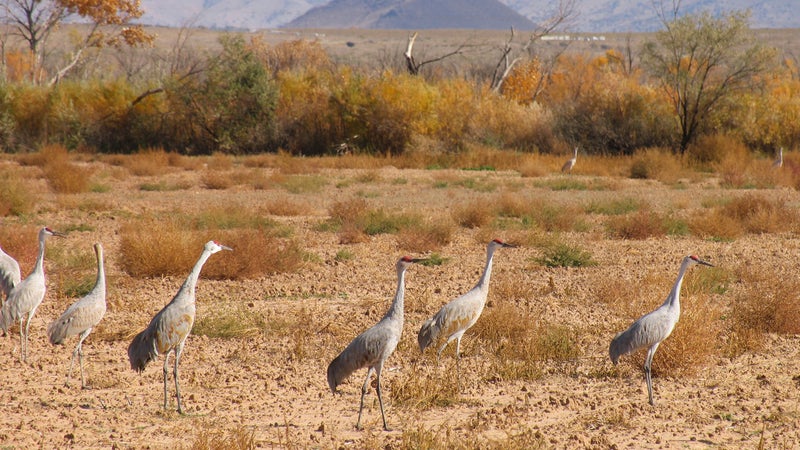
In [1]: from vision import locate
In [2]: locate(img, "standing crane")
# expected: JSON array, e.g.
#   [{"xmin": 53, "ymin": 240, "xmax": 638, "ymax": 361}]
[
  {"xmin": 772, "ymin": 147, "xmax": 784, "ymax": 169},
  {"xmin": 47, "ymin": 243, "xmax": 106, "ymax": 389},
  {"xmin": 327, "ymin": 255, "xmax": 424, "ymax": 431},
  {"xmin": 417, "ymin": 239, "xmax": 514, "ymax": 383},
  {"xmin": 609, "ymin": 254, "xmax": 713, "ymax": 406},
  {"xmin": 0, "ymin": 227, "xmax": 66, "ymax": 362},
  {"xmin": 561, "ymin": 146, "xmax": 579, "ymax": 173},
  {"xmin": 0, "ymin": 244, "xmax": 21, "ymax": 304},
  {"xmin": 128, "ymin": 240, "xmax": 232, "ymax": 414}
]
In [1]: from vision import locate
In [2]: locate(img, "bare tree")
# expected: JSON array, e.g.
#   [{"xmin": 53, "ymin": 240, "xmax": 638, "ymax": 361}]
[
  {"xmin": 489, "ymin": 0, "xmax": 577, "ymax": 93},
  {"xmin": 403, "ymin": 32, "xmax": 471, "ymax": 76}
]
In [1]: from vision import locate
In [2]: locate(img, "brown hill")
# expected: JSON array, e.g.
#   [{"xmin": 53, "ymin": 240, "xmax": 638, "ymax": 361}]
[{"xmin": 284, "ymin": 0, "xmax": 536, "ymax": 29}]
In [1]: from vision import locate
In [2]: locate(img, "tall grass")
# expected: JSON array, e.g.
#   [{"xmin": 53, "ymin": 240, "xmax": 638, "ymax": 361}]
[{"xmin": 0, "ymin": 171, "xmax": 38, "ymax": 216}]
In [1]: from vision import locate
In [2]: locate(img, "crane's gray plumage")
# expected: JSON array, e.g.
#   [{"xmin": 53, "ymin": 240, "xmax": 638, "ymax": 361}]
[
  {"xmin": 561, "ymin": 146, "xmax": 579, "ymax": 173},
  {"xmin": 327, "ymin": 255, "xmax": 423, "ymax": 431},
  {"xmin": 0, "ymin": 244, "xmax": 21, "ymax": 303},
  {"xmin": 48, "ymin": 242, "xmax": 106, "ymax": 388},
  {"xmin": 609, "ymin": 254, "xmax": 713, "ymax": 405},
  {"xmin": 417, "ymin": 239, "xmax": 514, "ymax": 383},
  {"xmin": 127, "ymin": 240, "xmax": 231, "ymax": 413},
  {"xmin": 0, "ymin": 227, "xmax": 66, "ymax": 362},
  {"xmin": 772, "ymin": 147, "xmax": 784, "ymax": 168}
]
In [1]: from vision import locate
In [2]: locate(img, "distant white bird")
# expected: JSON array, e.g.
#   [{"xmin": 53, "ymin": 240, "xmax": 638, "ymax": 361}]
[
  {"xmin": 417, "ymin": 239, "xmax": 514, "ymax": 383},
  {"xmin": 609, "ymin": 254, "xmax": 713, "ymax": 406},
  {"xmin": 327, "ymin": 255, "xmax": 424, "ymax": 431},
  {"xmin": 0, "ymin": 227, "xmax": 66, "ymax": 362},
  {"xmin": 772, "ymin": 147, "xmax": 784, "ymax": 168},
  {"xmin": 48, "ymin": 243, "xmax": 106, "ymax": 388},
  {"xmin": 561, "ymin": 146, "xmax": 579, "ymax": 173},
  {"xmin": 0, "ymin": 244, "xmax": 21, "ymax": 304},
  {"xmin": 128, "ymin": 240, "xmax": 232, "ymax": 413}
]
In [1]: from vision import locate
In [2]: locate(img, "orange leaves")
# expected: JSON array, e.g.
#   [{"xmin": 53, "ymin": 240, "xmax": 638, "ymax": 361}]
[{"xmin": 56, "ymin": 0, "xmax": 153, "ymax": 47}]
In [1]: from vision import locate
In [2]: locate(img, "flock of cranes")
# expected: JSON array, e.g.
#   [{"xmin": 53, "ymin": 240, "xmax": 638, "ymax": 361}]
[{"xmin": 0, "ymin": 227, "xmax": 714, "ymax": 431}]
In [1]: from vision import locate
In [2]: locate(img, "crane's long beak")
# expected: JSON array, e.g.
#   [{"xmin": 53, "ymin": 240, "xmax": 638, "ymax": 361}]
[
  {"xmin": 220, "ymin": 244, "xmax": 233, "ymax": 251},
  {"xmin": 51, "ymin": 230, "xmax": 67, "ymax": 238},
  {"xmin": 502, "ymin": 242, "xmax": 516, "ymax": 248},
  {"xmin": 411, "ymin": 258, "xmax": 427, "ymax": 264},
  {"xmin": 698, "ymin": 259, "xmax": 713, "ymax": 267}
]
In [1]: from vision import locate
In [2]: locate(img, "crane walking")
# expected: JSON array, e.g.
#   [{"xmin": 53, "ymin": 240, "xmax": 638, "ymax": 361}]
[
  {"xmin": 327, "ymin": 255, "xmax": 424, "ymax": 431},
  {"xmin": 609, "ymin": 254, "xmax": 713, "ymax": 406},
  {"xmin": 561, "ymin": 146, "xmax": 579, "ymax": 173},
  {"xmin": 0, "ymin": 227, "xmax": 66, "ymax": 362},
  {"xmin": 128, "ymin": 240, "xmax": 232, "ymax": 414},
  {"xmin": 0, "ymin": 244, "xmax": 21, "ymax": 305},
  {"xmin": 48, "ymin": 243, "xmax": 106, "ymax": 388},
  {"xmin": 417, "ymin": 239, "xmax": 514, "ymax": 383}
]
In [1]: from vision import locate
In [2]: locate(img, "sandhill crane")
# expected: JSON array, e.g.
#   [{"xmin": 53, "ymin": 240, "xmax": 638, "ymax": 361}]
[
  {"xmin": 128, "ymin": 240, "xmax": 232, "ymax": 413},
  {"xmin": 561, "ymin": 146, "xmax": 579, "ymax": 173},
  {"xmin": 327, "ymin": 255, "xmax": 424, "ymax": 431},
  {"xmin": 772, "ymin": 147, "xmax": 784, "ymax": 168},
  {"xmin": 609, "ymin": 254, "xmax": 713, "ymax": 406},
  {"xmin": 0, "ymin": 227, "xmax": 66, "ymax": 362},
  {"xmin": 417, "ymin": 239, "xmax": 514, "ymax": 383},
  {"xmin": 48, "ymin": 243, "xmax": 106, "ymax": 388},
  {"xmin": 0, "ymin": 244, "xmax": 21, "ymax": 304}
]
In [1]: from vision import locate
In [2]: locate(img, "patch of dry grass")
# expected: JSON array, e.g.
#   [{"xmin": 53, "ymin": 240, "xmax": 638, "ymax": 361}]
[
  {"xmin": 190, "ymin": 425, "xmax": 255, "ymax": 450},
  {"xmin": 263, "ymin": 197, "xmax": 314, "ymax": 216},
  {"xmin": 629, "ymin": 147, "xmax": 685, "ymax": 184},
  {"xmin": 451, "ymin": 199, "xmax": 495, "ymax": 228},
  {"xmin": 0, "ymin": 171, "xmax": 38, "ymax": 216},
  {"xmin": 605, "ymin": 209, "xmax": 668, "ymax": 239},
  {"xmin": 397, "ymin": 216, "xmax": 454, "ymax": 252}
]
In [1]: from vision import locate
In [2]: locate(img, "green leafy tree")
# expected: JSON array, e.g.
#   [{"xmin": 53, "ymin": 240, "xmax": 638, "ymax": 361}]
[
  {"xmin": 641, "ymin": 6, "xmax": 775, "ymax": 153},
  {"xmin": 166, "ymin": 35, "xmax": 278, "ymax": 154}
]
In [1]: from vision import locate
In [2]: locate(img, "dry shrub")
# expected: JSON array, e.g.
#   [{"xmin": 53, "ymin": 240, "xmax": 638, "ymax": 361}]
[
  {"xmin": 0, "ymin": 225, "xmax": 39, "ymax": 270},
  {"xmin": 451, "ymin": 199, "xmax": 495, "ymax": 228},
  {"xmin": 688, "ymin": 209, "xmax": 744, "ymax": 241},
  {"xmin": 17, "ymin": 144, "xmax": 67, "ymax": 167},
  {"xmin": 40, "ymin": 145, "xmax": 92, "ymax": 194},
  {"xmin": 629, "ymin": 147, "xmax": 684, "ymax": 183},
  {"xmin": 605, "ymin": 209, "xmax": 667, "ymax": 239},
  {"xmin": 725, "ymin": 264, "xmax": 800, "ymax": 356},
  {"xmin": 397, "ymin": 217, "xmax": 454, "ymax": 252},
  {"xmin": 329, "ymin": 197, "xmax": 368, "ymax": 224},
  {"xmin": 201, "ymin": 170, "xmax": 235, "ymax": 190},
  {"xmin": 191, "ymin": 425, "xmax": 255, "ymax": 450},
  {"xmin": 471, "ymin": 91, "xmax": 556, "ymax": 152},
  {"xmin": 203, "ymin": 229, "xmax": 305, "ymax": 279},
  {"xmin": 123, "ymin": 149, "xmax": 172, "ymax": 176},
  {"xmin": 264, "ymin": 197, "xmax": 313, "ymax": 216},
  {"xmin": 390, "ymin": 361, "xmax": 461, "ymax": 409},
  {"xmin": 119, "ymin": 220, "xmax": 204, "ymax": 277},
  {"xmin": 711, "ymin": 139, "xmax": 756, "ymax": 188},
  {"xmin": 686, "ymin": 134, "xmax": 738, "ymax": 168},
  {"xmin": 0, "ymin": 172, "xmax": 38, "ymax": 216},
  {"xmin": 720, "ymin": 194, "xmax": 797, "ymax": 234},
  {"xmin": 471, "ymin": 302, "xmax": 581, "ymax": 381}
]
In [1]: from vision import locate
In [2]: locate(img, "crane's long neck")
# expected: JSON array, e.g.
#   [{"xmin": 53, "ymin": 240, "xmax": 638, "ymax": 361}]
[
  {"xmin": 32, "ymin": 233, "xmax": 47, "ymax": 276},
  {"xmin": 666, "ymin": 259, "xmax": 691, "ymax": 309},
  {"xmin": 93, "ymin": 246, "xmax": 106, "ymax": 295},
  {"xmin": 573, "ymin": 147, "xmax": 578, "ymax": 159},
  {"xmin": 475, "ymin": 246, "xmax": 497, "ymax": 293},
  {"xmin": 383, "ymin": 266, "xmax": 407, "ymax": 322},
  {"xmin": 176, "ymin": 249, "xmax": 213, "ymax": 303}
]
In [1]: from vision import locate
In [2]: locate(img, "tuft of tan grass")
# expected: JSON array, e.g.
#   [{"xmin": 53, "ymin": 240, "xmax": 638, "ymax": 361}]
[
  {"xmin": 397, "ymin": 216, "xmax": 454, "ymax": 252},
  {"xmin": 605, "ymin": 209, "xmax": 668, "ymax": 239},
  {"xmin": 201, "ymin": 170, "xmax": 235, "ymax": 190},
  {"xmin": 191, "ymin": 425, "xmax": 255, "ymax": 450},
  {"xmin": 121, "ymin": 148, "xmax": 173, "ymax": 176},
  {"xmin": 0, "ymin": 171, "xmax": 38, "ymax": 216},
  {"xmin": 390, "ymin": 360, "xmax": 461, "ymax": 409},
  {"xmin": 629, "ymin": 147, "xmax": 684, "ymax": 184},
  {"xmin": 193, "ymin": 303, "xmax": 266, "ymax": 339},
  {"xmin": 451, "ymin": 199, "xmax": 495, "ymax": 228},
  {"xmin": 263, "ymin": 197, "xmax": 313, "ymax": 216},
  {"xmin": 43, "ymin": 160, "xmax": 93, "ymax": 194}
]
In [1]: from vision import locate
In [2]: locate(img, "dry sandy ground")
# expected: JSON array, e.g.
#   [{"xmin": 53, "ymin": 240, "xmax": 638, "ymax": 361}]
[{"xmin": 0, "ymin": 158, "xmax": 799, "ymax": 449}]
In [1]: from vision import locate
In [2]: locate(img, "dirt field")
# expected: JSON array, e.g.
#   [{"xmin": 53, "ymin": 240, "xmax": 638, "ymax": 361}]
[{"xmin": 0, "ymin": 155, "xmax": 799, "ymax": 449}]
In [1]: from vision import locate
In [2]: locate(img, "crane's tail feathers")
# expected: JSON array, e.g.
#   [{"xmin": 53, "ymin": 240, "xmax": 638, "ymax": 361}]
[
  {"xmin": 417, "ymin": 318, "xmax": 438, "ymax": 353},
  {"xmin": 46, "ymin": 318, "xmax": 68, "ymax": 345},
  {"xmin": 609, "ymin": 330, "xmax": 633, "ymax": 365},
  {"xmin": 327, "ymin": 352, "xmax": 360, "ymax": 394},
  {"xmin": 0, "ymin": 303, "xmax": 12, "ymax": 334},
  {"xmin": 128, "ymin": 328, "xmax": 159, "ymax": 373}
]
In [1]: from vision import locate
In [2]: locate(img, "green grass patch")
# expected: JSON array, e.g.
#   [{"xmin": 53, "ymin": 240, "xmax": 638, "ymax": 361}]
[{"xmin": 534, "ymin": 242, "xmax": 596, "ymax": 268}]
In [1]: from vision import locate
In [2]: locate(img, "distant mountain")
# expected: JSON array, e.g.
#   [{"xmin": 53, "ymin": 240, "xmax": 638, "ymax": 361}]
[
  {"xmin": 284, "ymin": 0, "xmax": 535, "ymax": 29},
  {"xmin": 137, "ymin": 0, "xmax": 800, "ymax": 32}
]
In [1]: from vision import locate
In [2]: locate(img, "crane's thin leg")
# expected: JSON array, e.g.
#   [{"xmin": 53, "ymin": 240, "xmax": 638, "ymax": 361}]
[
  {"xmin": 163, "ymin": 351, "xmax": 171, "ymax": 411},
  {"xmin": 67, "ymin": 329, "xmax": 91, "ymax": 388},
  {"xmin": 375, "ymin": 365, "xmax": 390, "ymax": 431},
  {"xmin": 455, "ymin": 336, "xmax": 463, "ymax": 392},
  {"xmin": 356, "ymin": 367, "xmax": 374, "ymax": 430},
  {"xmin": 174, "ymin": 341, "xmax": 185, "ymax": 414},
  {"xmin": 18, "ymin": 318, "xmax": 25, "ymax": 362},
  {"xmin": 644, "ymin": 344, "xmax": 659, "ymax": 406}
]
